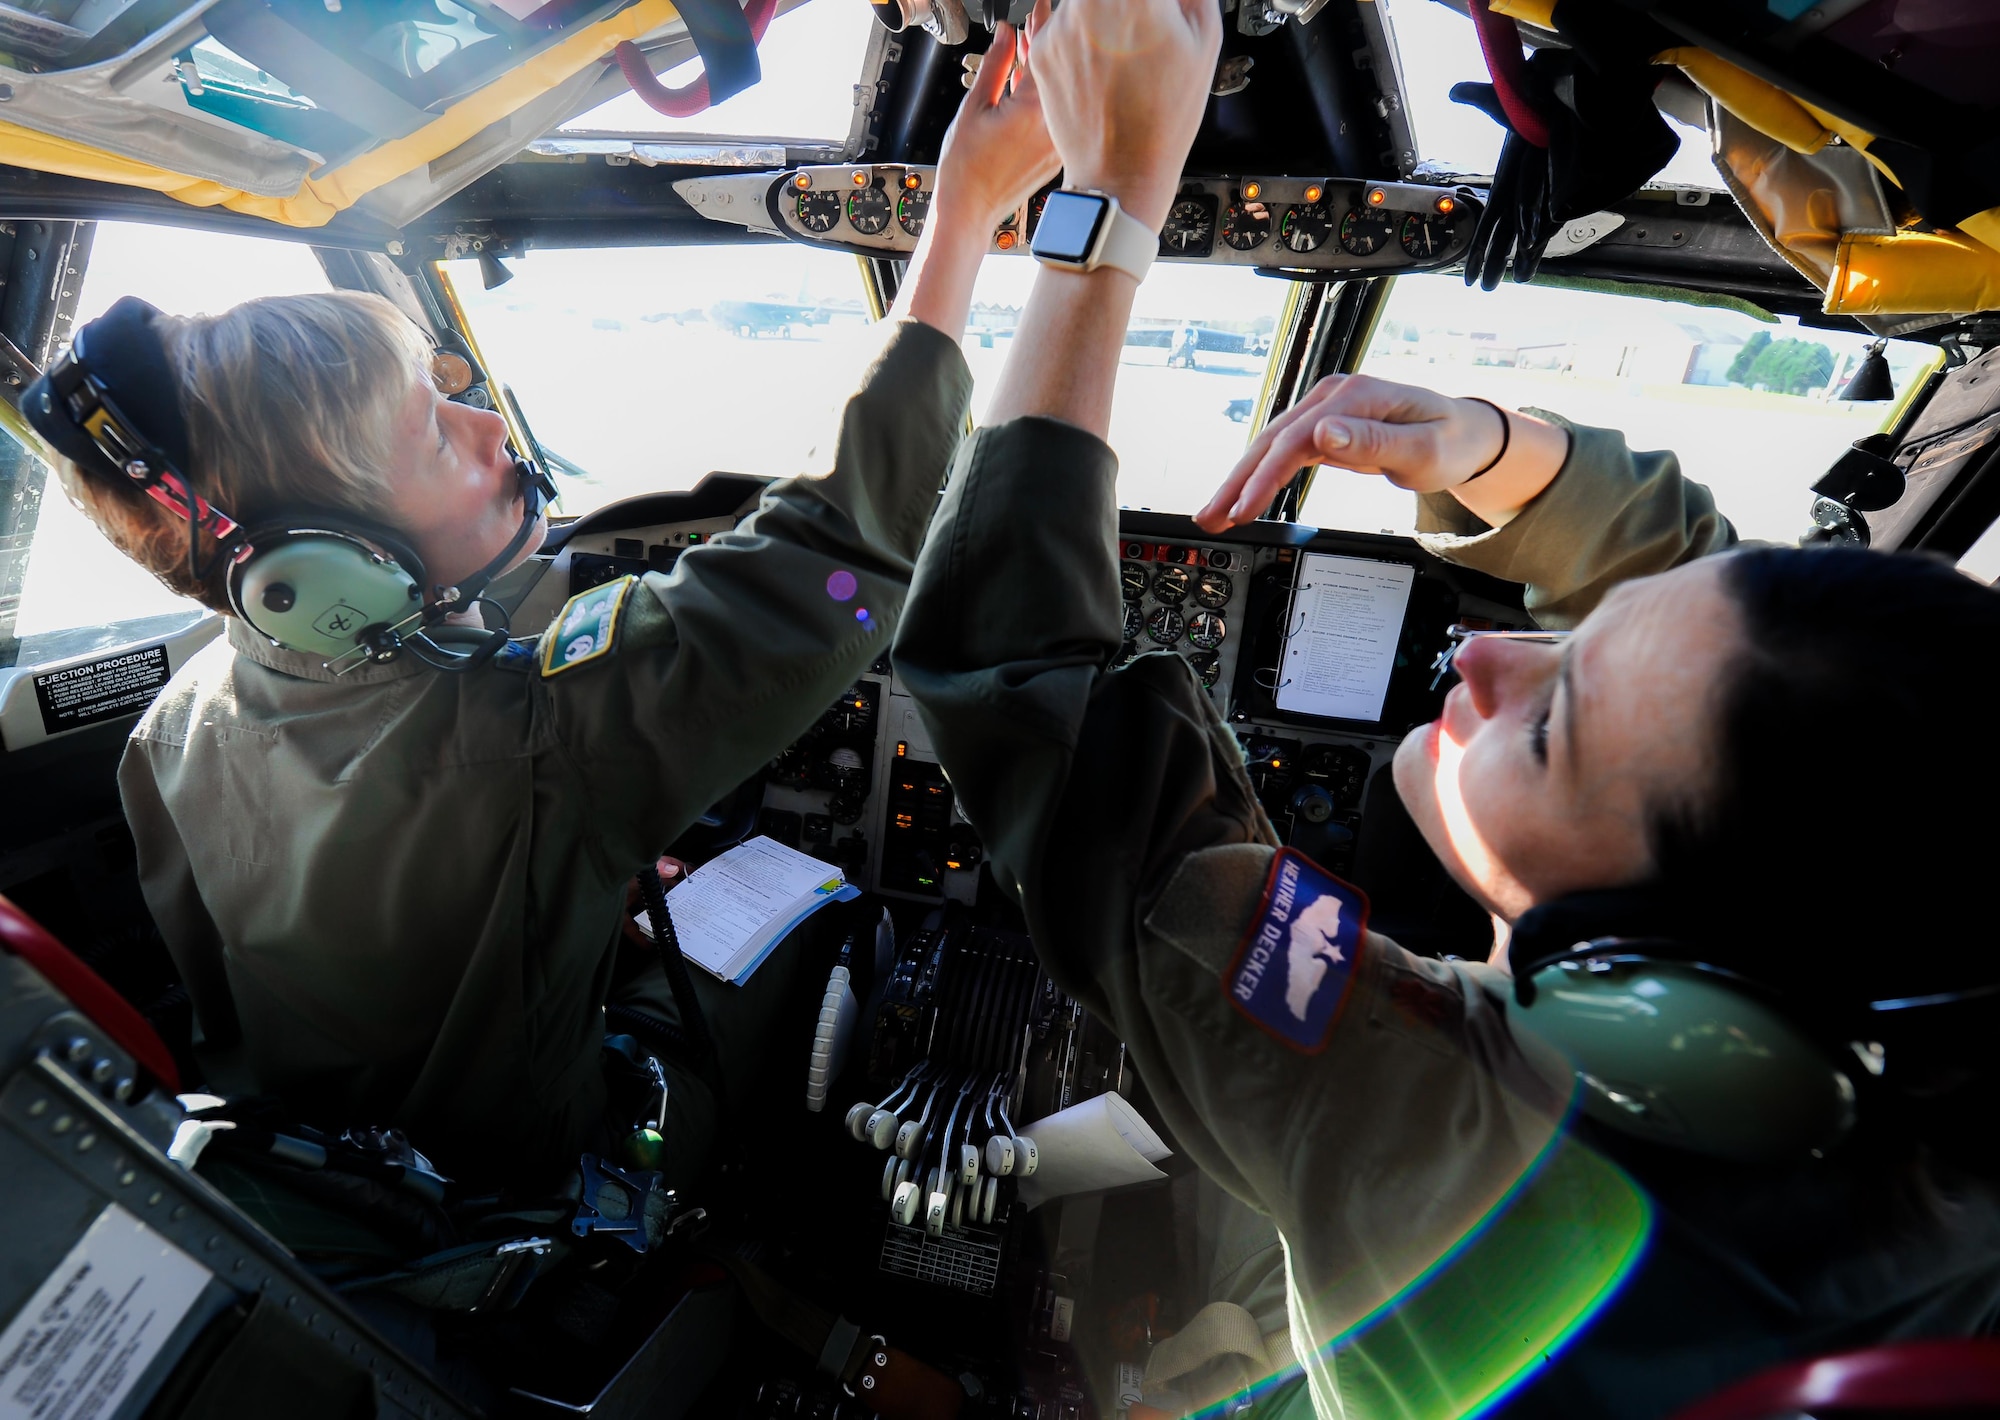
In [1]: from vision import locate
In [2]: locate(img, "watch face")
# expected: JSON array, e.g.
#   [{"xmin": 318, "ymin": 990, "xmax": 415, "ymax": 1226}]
[{"xmin": 1031, "ymin": 191, "xmax": 1110, "ymax": 264}]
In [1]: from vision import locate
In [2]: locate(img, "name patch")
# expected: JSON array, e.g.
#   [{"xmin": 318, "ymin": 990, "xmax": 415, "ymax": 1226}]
[
  {"xmin": 1223, "ymin": 849, "xmax": 1368, "ymax": 1053},
  {"xmin": 542, "ymin": 575, "xmax": 636, "ymax": 678}
]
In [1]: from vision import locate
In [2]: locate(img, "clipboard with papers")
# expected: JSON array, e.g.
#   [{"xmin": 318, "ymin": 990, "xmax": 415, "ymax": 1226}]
[{"xmin": 635, "ymin": 836, "xmax": 860, "ymax": 985}]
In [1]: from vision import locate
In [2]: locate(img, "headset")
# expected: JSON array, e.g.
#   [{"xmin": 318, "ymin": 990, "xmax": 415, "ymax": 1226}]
[
  {"xmin": 24, "ymin": 295, "xmax": 558, "ymax": 674},
  {"xmin": 1506, "ymin": 889, "xmax": 2000, "ymax": 1165}
]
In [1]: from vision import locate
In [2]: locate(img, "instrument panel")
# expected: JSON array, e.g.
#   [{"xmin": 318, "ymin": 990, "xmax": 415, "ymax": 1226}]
[
  {"xmin": 510, "ymin": 487, "xmax": 1523, "ymax": 907},
  {"xmin": 676, "ymin": 167, "xmax": 1482, "ymax": 276}
]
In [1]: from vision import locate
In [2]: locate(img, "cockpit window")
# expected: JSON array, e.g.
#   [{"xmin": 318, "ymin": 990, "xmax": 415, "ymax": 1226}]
[
  {"xmin": 1300, "ymin": 273, "xmax": 1939, "ymax": 545},
  {"xmin": 962, "ymin": 261, "xmax": 1290, "ymax": 514},
  {"xmin": 3, "ymin": 222, "xmax": 333, "ymax": 671},
  {"xmin": 1379, "ymin": 0, "xmax": 1716, "ymax": 187},
  {"xmin": 441, "ymin": 243, "xmax": 874, "ymax": 517},
  {"xmin": 559, "ymin": 1, "xmax": 874, "ymax": 141}
]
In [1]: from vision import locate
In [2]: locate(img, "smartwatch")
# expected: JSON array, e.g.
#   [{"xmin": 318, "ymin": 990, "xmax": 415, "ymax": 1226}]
[{"xmin": 1028, "ymin": 189, "xmax": 1157, "ymax": 283}]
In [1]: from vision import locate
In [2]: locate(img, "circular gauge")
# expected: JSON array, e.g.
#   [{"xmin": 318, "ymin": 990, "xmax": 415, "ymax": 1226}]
[
  {"xmin": 1027, "ymin": 186, "xmax": 1053, "ymax": 239},
  {"xmin": 1188, "ymin": 651, "xmax": 1221, "ymax": 688},
  {"xmin": 1152, "ymin": 565, "xmax": 1192, "ymax": 604},
  {"xmin": 1122, "ymin": 601, "xmax": 1144, "ymax": 642},
  {"xmin": 847, "ymin": 184, "xmax": 892, "ymax": 236},
  {"xmin": 1221, "ymin": 201, "xmax": 1272, "ymax": 251},
  {"xmin": 1187, "ymin": 609, "xmax": 1227, "ymax": 650},
  {"xmin": 1194, "ymin": 569, "xmax": 1232, "ymax": 608},
  {"xmin": 1120, "ymin": 561, "xmax": 1149, "ymax": 601},
  {"xmin": 1399, "ymin": 212, "xmax": 1460, "ymax": 259},
  {"xmin": 1338, "ymin": 207, "xmax": 1395, "ymax": 256},
  {"xmin": 1161, "ymin": 196, "xmax": 1216, "ymax": 255},
  {"xmin": 1146, "ymin": 606, "xmax": 1185, "ymax": 645},
  {"xmin": 795, "ymin": 188, "xmax": 841, "ymax": 234},
  {"xmin": 1279, "ymin": 201, "xmax": 1334, "ymax": 253},
  {"xmin": 897, "ymin": 187, "xmax": 931, "ymax": 238}
]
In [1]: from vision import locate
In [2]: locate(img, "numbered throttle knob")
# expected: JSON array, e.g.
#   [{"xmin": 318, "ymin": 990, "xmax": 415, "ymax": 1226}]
[
  {"xmin": 1013, "ymin": 1135, "xmax": 1038, "ymax": 1177},
  {"xmin": 847, "ymin": 1102, "xmax": 875, "ymax": 1141},
  {"xmin": 985, "ymin": 1134, "xmax": 1015, "ymax": 1177},
  {"xmin": 891, "ymin": 1180, "xmax": 921, "ymax": 1225},
  {"xmin": 958, "ymin": 1143, "xmax": 981, "ymax": 1186},
  {"xmin": 866, "ymin": 1110, "xmax": 900, "ymax": 1150}
]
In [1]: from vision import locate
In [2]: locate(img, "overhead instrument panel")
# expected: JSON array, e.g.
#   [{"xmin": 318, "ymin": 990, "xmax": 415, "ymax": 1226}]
[{"xmin": 676, "ymin": 168, "xmax": 1482, "ymax": 275}]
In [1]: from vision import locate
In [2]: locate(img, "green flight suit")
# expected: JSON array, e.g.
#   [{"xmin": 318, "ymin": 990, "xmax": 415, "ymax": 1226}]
[
  {"xmin": 120, "ymin": 318, "xmax": 972, "ymax": 1188},
  {"xmin": 891, "ymin": 415, "xmax": 1736, "ymax": 1419}
]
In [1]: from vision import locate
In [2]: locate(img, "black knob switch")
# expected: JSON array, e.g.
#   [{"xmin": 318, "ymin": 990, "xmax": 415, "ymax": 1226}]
[{"xmin": 1291, "ymin": 784, "xmax": 1335, "ymax": 824}]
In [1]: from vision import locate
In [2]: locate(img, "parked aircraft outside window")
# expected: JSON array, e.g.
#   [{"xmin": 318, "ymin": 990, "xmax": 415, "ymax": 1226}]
[
  {"xmin": 962, "ymin": 259, "xmax": 1290, "ymax": 512},
  {"xmin": 443, "ymin": 243, "xmax": 876, "ymax": 515}
]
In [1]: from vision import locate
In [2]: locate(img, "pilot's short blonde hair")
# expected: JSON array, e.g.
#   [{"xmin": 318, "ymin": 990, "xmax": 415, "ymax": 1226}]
[{"xmin": 49, "ymin": 290, "xmax": 434, "ymax": 614}]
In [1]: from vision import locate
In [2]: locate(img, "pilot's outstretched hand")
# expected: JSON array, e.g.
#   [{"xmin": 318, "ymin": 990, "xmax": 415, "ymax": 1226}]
[
  {"xmin": 1030, "ymin": 0, "xmax": 1221, "ymax": 229},
  {"xmin": 934, "ymin": 3, "xmax": 1060, "ymax": 231},
  {"xmin": 1193, "ymin": 373, "xmax": 1567, "ymax": 531}
]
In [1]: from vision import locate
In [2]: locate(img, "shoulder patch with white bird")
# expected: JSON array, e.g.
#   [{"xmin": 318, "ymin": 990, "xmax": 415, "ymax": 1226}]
[{"xmin": 1222, "ymin": 848, "xmax": 1369, "ymax": 1053}]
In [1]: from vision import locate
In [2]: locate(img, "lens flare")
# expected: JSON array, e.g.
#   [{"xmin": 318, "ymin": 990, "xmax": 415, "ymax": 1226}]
[
  {"xmin": 1182, "ymin": 1131, "xmax": 1652, "ymax": 1420},
  {"xmin": 827, "ymin": 570, "xmax": 858, "ymax": 602}
]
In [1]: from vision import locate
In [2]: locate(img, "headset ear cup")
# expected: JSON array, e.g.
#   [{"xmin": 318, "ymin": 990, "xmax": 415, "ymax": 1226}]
[{"xmin": 230, "ymin": 523, "xmax": 425, "ymax": 658}]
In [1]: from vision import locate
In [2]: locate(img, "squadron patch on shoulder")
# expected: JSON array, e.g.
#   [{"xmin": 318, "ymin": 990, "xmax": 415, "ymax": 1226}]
[
  {"xmin": 541, "ymin": 575, "xmax": 635, "ymax": 678},
  {"xmin": 1223, "ymin": 849, "xmax": 1369, "ymax": 1053}
]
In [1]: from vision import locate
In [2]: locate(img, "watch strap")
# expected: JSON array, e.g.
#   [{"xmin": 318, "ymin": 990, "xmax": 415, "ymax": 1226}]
[{"xmin": 1095, "ymin": 199, "xmax": 1157, "ymax": 283}]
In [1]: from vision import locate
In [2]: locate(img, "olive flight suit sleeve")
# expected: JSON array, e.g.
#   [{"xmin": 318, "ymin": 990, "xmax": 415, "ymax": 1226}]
[
  {"xmin": 894, "ymin": 417, "xmax": 1575, "ymax": 1362},
  {"xmin": 1413, "ymin": 414, "xmax": 1738, "ymax": 628},
  {"xmin": 535, "ymin": 317, "xmax": 973, "ymax": 875}
]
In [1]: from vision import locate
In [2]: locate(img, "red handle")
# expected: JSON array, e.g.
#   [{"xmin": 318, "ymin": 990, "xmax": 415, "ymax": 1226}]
[
  {"xmin": 0, "ymin": 894, "xmax": 181, "ymax": 1093},
  {"xmin": 614, "ymin": 0, "xmax": 781, "ymax": 119},
  {"xmin": 1673, "ymin": 1339, "xmax": 2000, "ymax": 1420},
  {"xmin": 1467, "ymin": 0, "xmax": 1551, "ymax": 148}
]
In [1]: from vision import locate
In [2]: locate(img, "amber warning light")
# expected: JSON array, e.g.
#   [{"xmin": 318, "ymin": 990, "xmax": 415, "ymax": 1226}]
[
  {"xmin": 793, "ymin": 173, "xmax": 811, "ymax": 190},
  {"xmin": 1366, "ymin": 187, "xmax": 1387, "ymax": 206},
  {"xmin": 1435, "ymin": 195, "xmax": 1457, "ymax": 214},
  {"xmin": 903, "ymin": 172, "xmax": 922, "ymax": 189}
]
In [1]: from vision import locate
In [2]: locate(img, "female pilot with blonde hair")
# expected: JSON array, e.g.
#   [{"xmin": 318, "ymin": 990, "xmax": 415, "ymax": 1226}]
[{"xmin": 25, "ymin": 20, "xmax": 1061, "ymax": 1193}]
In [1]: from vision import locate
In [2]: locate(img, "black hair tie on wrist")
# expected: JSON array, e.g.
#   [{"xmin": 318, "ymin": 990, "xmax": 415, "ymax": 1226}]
[{"xmin": 1462, "ymin": 398, "xmax": 1512, "ymax": 482}]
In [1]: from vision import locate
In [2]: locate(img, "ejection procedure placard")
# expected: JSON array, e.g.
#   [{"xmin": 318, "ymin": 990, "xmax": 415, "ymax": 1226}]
[
  {"xmin": 32, "ymin": 644, "xmax": 169, "ymax": 735},
  {"xmin": 1276, "ymin": 555, "xmax": 1417, "ymax": 724}
]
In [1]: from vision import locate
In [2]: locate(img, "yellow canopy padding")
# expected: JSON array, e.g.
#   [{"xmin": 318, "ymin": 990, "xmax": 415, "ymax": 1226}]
[
  {"xmin": 1830, "ymin": 229, "xmax": 2000, "ymax": 316},
  {"xmin": 1487, "ymin": 0, "xmax": 1556, "ymax": 28},
  {"xmin": 1653, "ymin": 47, "xmax": 1831, "ymax": 155},
  {"xmin": 0, "ymin": 0, "xmax": 682, "ymax": 228}
]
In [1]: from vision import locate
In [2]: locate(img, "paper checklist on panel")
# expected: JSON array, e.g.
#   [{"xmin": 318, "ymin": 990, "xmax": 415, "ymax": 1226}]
[{"xmin": 635, "ymin": 836, "xmax": 860, "ymax": 984}]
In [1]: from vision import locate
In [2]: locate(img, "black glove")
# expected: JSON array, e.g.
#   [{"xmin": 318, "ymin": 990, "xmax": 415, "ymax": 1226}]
[
  {"xmin": 1534, "ymin": 44, "xmax": 1680, "ymax": 229},
  {"xmin": 1451, "ymin": 78, "xmax": 1553, "ymax": 291},
  {"xmin": 1454, "ymin": 34, "xmax": 1679, "ymax": 288}
]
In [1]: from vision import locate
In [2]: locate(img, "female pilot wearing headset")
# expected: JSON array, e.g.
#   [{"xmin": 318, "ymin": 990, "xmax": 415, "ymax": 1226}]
[
  {"xmin": 897, "ymin": 0, "xmax": 2000, "ymax": 1412},
  {"xmin": 25, "ymin": 23, "xmax": 1060, "ymax": 1194}
]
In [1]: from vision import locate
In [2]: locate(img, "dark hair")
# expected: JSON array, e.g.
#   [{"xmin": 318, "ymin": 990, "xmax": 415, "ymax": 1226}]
[{"xmin": 1649, "ymin": 545, "xmax": 2000, "ymax": 1171}]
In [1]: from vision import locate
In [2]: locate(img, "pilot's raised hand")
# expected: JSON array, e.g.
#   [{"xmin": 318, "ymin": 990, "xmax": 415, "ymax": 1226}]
[
  {"xmin": 934, "ymin": 4, "xmax": 1060, "ymax": 233},
  {"xmin": 1193, "ymin": 372, "xmax": 1571, "ymax": 532},
  {"xmin": 1030, "ymin": 0, "xmax": 1221, "ymax": 229},
  {"xmin": 891, "ymin": 4, "xmax": 1058, "ymax": 335}
]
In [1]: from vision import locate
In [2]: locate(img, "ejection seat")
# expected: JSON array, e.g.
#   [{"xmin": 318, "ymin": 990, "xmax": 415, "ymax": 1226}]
[{"xmin": 0, "ymin": 895, "xmax": 734, "ymax": 1418}]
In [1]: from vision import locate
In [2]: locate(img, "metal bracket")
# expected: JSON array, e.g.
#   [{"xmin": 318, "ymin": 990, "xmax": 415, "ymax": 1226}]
[{"xmin": 571, "ymin": 1153, "xmax": 671, "ymax": 1255}]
